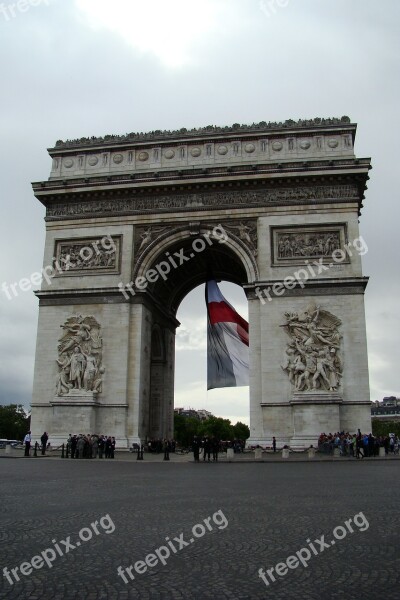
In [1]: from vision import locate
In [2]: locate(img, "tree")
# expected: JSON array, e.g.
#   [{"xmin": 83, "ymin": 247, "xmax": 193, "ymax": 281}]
[
  {"xmin": 233, "ymin": 421, "xmax": 250, "ymax": 441},
  {"xmin": 199, "ymin": 416, "xmax": 233, "ymax": 441},
  {"xmin": 0, "ymin": 405, "xmax": 29, "ymax": 440},
  {"xmin": 372, "ymin": 420, "xmax": 400, "ymax": 438},
  {"xmin": 174, "ymin": 414, "xmax": 201, "ymax": 447},
  {"xmin": 173, "ymin": 412, "xmax": 251, "ymax": 446}
]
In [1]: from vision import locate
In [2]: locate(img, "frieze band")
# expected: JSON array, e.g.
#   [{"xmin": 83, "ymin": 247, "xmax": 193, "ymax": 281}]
[{"xmin": 46, "ymin": 184, "xmax": 359, "ymax": 221}]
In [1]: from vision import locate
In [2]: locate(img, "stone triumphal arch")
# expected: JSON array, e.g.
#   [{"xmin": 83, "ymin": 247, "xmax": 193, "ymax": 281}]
[{"xmin": 31, "ymin": 117, "xmax": 372, "ymax": 447}]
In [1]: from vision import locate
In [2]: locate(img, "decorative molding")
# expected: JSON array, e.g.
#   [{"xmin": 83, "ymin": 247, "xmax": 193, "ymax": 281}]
[
  {"xmin": 45, "ymin": 184, "xmax": 359, "ymax": 221},
  {"xmin": 290, "ymin": 392, "xmax": 343, "ymax": 405},
  {"xmin": 244, "ymin": 277, "xmax": 369, "ymax": 299}
]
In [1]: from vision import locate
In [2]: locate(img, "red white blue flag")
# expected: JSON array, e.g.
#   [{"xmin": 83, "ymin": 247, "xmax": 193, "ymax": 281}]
[{"xmin": 206, "ymin": 279, "xmax": 249, "ymax": 390}]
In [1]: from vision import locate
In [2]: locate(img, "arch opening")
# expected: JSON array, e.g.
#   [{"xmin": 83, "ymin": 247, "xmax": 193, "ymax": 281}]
[
  {"xmin": 141, "ymin": 235, "xmax": 251, "ymax": 442},
  {"xmin": 136, "ymin": 228, "xmax": 253, "ymax": 317}
]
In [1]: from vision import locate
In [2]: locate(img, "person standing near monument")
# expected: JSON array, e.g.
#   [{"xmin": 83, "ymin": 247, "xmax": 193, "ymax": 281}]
[
  {"xmin": 40, "ymin": 432, "xmax": 48, "ymax": 455},
  {"xmin": 76, "ymin": 435, "xmax": 85, "ymax": 459},
  {"xmin": 98, "ymin": 435, "xmax": 105, "ymax": 459},
  {"xmin": 70, "ymin": 434, "xmax": 77, "ymax": 458},
  {"xmin": 272, "ymin": 437, "xmax": 277, "ymax": 452},
  {"xmin": 192, "ymin": 436, "xmax": 200, "ymax": 462},
  {"xmin": 212, "ymin": 437, "xmax": 219, "ymax": 462},
  {"xmin": 163, "ymin": 439, "xmax": 170, "ymax": 461},
  {"xmin": 91, "ymin": 434, "xmax": 99, "ymax": 458},
  {"xmin": 110, "ymin": 437, "xmax": 116, "ymax": 459},
  {"xmin": 23, "ymin": 431, "xmax": 32, "ymax": 457},
  {"xmin": 203, "ymin": 437, "xmax": 211, "ymax": 462},
  {"xmin": 105, "ymin": 436, "xmax": 112, "ymax": 458},
  {"xmin": 356, "ymin": 430, "xmax": 364, "ymax": 459}
]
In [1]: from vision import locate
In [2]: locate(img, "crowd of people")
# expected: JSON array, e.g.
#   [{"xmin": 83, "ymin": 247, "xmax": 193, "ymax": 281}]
[
  {"xmin": 191, "ymin": 436, "xmax": 247, "ymax": 461},
  {"xmin": 67, "ymin": 434, "xmax": 116, "ymax": 459},
  {"xmin": 318, "ymin": 430, "xmax": 399, "ymax": 457},
  {"xmin": 147, "ymin": 439, "xmax": 177, "ymax": 454},
  {"xmin": 192, "ymin": 436, "xmax": 219, "ymax": 462}
]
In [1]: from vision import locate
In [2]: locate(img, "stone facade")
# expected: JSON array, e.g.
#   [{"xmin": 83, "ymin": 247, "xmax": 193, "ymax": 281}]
[{"xmin": 31, "ymin": 118, "xmax": 372, "ymax": 447}]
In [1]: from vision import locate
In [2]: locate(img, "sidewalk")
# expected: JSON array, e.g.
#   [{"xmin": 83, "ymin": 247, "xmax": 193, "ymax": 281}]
[{"xmin": 1, "ymin": 448, "xmax": 399, "ymax": 463}]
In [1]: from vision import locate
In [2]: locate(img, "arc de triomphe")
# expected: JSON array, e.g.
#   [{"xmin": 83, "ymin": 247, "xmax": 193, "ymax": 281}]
[{"xmin": 31, "ymin": 117, "xmax": 372, "ymax": 447}]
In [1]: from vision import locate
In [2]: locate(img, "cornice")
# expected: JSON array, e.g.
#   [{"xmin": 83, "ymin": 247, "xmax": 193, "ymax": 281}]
[{"xmin": 50, "ymin": 117, "xmax": 354, "ymax": 151}]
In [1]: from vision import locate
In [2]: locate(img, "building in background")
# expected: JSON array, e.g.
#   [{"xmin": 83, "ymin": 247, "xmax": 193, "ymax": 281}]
[
  {"xmin": 174, "ymin": 407, "xmax": 213, "ymax": 420},
  {"xmin": 371, "ymin": 397, "xmax": 400, "ymax": 422}
]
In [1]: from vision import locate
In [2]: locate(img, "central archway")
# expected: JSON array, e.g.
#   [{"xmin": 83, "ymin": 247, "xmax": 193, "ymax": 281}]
[{"xmin": 135, "ymin": 225, "xmax": 256, "ymax": 441}]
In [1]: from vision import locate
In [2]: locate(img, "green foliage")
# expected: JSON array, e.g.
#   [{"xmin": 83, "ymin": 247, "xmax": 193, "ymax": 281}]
[
  {"xmin": 174, "ymin": 413, "xmax": 250, "ymax": 447},
  {"xmin": 372, "ymin": 420, "xmax": 400, "ymax": 438},
  {"xmin": 0, "ymin": 405, "xmax": 29, "ymax": 440},
  {"xmin": 233, "ymin": 421, "xmax": 250, "ymax": 440},
  {"xmin": 198, "ymin": 416, "xmax": 233, "ymax": 441},
  {"xmin": 173, "ymin": 414, "xmax": 200, "ymax": 447}
]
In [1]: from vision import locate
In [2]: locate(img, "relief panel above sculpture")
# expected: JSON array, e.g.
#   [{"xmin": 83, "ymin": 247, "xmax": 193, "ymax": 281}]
[
  {"xmin": 271, "ymin": 224, "xmax": 348, "ymax": 265},
  {"xmin": 53, "ymin": 236, "xmax": 121, "ymax": 276}
]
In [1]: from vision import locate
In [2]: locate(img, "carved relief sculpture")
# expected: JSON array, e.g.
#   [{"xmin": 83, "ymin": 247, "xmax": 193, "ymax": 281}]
[
  {"xmin": 46, "ymin": 185, "xmax": 359, "ymax": 221},
  {"xmin": 56, "ymin": 315, "xmax": 104, "ymax": 396},
  {"xmin": 222, "ymin": 220, "xmax": 258, "ymax": 257},
  {"xmin": 281, "ymin": 302, "xmax": 343, "ymax": 392},
  {"xmin": 134, "ymin": 225, "xmax": 171, "ymax": 255},
  {"xmin": 277, "ymin": 231, "xmax": 340, "ymax": 259},
  {"xmin": 54, "ymin": 237, "xmax": 120, "ymax": 275}
]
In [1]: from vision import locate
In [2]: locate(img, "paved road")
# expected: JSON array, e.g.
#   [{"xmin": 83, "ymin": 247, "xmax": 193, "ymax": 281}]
[{"xmin": 0, "ymin": 459, "xmax": 398, "ymax": 599}]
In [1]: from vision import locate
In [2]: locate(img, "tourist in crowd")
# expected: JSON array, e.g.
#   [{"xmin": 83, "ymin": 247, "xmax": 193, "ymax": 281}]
[
  {"xmin": 91, "ymin": 434, "xmax": 99, "ymax": 458},
  {"xmin": 76, "ymin": 435, "xmax": 85, "ymax": 459},
  {"xmin": 105, "ymin": 436, "xmax": 112, "ymax": 458},
  {"xmin": 98, "ymin": 435, "xmax": 105, "ymax": 459}
]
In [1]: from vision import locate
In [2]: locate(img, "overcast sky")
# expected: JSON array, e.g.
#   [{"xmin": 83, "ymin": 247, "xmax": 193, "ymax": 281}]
[{"xmin": 0, "ymin": 0, "xmax": 399, "ymax": 425}]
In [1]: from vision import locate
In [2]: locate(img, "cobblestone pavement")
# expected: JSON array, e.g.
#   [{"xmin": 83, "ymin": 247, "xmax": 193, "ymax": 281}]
[{"xmin": 0, "ymin": 460, "xmax": 398, "ymax": 599}]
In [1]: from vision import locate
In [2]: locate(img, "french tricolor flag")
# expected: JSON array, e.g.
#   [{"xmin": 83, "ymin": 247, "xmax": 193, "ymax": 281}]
[{"xmin": 206, "ymin": 279, "xmax": 249, "ymax": 390}]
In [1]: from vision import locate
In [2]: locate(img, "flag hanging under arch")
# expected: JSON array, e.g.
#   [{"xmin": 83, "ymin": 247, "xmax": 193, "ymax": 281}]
[{"xmin": 206, "ymin": 279, "xmax": 249, "ymax": 390}]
